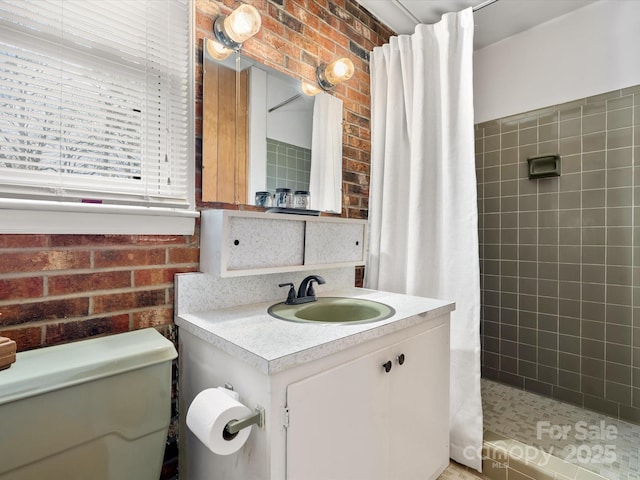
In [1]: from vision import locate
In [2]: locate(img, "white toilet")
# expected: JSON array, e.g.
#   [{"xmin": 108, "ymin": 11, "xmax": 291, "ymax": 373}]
[{"xmin": 0, "ymin": 328, "xmax": 177, "ymax": 480}]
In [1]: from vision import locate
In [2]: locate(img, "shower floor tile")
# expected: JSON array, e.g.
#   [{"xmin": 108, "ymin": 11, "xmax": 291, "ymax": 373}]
[
  {"xmin": 482, "ymin": 379, "xmax": 640, "ymax": 480},
  {"xmin": 438, "ymin": 461, "xmax": 485, "ymax": 479}
]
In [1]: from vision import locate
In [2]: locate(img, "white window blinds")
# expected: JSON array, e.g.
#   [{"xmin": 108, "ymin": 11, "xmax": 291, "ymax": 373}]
[{"xmin": 0, "ymin": 0, "xmax": 191, "ymax": 208}]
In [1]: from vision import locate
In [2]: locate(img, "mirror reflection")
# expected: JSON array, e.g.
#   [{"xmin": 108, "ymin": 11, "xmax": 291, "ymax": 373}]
[{"xmin": 202, "ymin": 38, "xmax": 343, "ymax": 213}]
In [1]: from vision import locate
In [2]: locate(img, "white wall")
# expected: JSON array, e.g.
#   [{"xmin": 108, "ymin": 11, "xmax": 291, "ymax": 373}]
[
  {"xmin": 248, "ymin": 67, "xmax": 268, "ymax": 204},
  {"xmin": 473, "ymin": 0, "xmax": 640, "ymax": 123},
  {"xmin": 266, "ymin": 74, "xmax": 313, "ymax": 148}
]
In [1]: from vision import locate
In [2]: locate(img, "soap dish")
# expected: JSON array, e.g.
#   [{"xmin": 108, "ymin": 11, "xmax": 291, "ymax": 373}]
[{"xmin": 0, "ymin": 337, "xmax": 17, "ymax": 371}]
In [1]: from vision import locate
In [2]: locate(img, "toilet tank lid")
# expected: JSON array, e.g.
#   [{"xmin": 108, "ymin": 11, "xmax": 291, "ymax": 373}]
[{"xmin": 0, "ymin": 329, "xmax": 177, "ymax": 405}]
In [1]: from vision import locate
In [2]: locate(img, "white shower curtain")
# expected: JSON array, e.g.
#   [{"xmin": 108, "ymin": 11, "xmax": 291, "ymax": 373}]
[
  {"xmin": 366, "ymin": 8, "xmax": 482, "ymax": 471},
  {"xmin": 309, "ymin": 92, "xmax": 343, "ymax": 213}
]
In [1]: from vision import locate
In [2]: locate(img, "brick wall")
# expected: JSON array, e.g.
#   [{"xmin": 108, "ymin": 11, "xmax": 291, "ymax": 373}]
[
  {"xmin": 195, "ymin": 0, "xmax": 393, "ymax": 218},
  {"xmin": 0, "ymin": 1, "xmax": 391, "ymax": 478},
  {"xmin": 0, "ymin": 234, "xmax": 198, "ymax": 350}
]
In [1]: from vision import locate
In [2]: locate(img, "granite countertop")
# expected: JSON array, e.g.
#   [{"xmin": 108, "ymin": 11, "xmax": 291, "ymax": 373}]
[{"xmin": 176, "ymin": 287, "xmax": 455, "ymax": 375}]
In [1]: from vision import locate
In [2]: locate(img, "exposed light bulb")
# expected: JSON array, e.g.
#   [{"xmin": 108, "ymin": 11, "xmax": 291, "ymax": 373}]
[
  {"xmin": 301, "ymin": 81, "xmax": 322, "ymax": 96},
  {"xmin": 324, "ymin": 58, "xmax": 354, "ymax": 86},
  {"xmin": 224, "ymin": 4, "xmax": 262, "ymax": 44},
  {"xmin": 206, "ymin": 39, "xmax": 233, "ymax": 61},
  {"xmin": 316, "ymin": 57, "xmax": 355, "ymax": 91}
]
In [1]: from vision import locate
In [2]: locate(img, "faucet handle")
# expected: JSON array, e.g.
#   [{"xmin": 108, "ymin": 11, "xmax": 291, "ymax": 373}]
[
  {"xmin": 306, "ymin": 282, "xmax": 318, "ymax": 297},
  {"xmin": 278, "ymin": 283, "xmax": 297, "ymax": 305}
]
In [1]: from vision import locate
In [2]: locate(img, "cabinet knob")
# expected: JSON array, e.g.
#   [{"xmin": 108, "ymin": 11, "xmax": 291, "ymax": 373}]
[
  {"xmin": 382, "ymin": 360, "xmax": 392, "ymax": 373},
  {"xmin": 233, "ymin": 239, "xmax": 240, "ymax": 246},
  {"xmin": 397, "ymin": 353, "xmax": 405, "ymax": 365}
]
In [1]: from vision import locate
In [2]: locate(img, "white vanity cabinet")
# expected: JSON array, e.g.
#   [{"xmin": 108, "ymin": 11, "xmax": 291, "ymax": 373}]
[
  {"xmin": 286, "ymin": 323, "xmax": 450, "ymax": 480},
  {"xmin": 199, "ymin": 209, "xmax": 366, "ymax": 276},
  {"xmin": 177, "ymin": 299, "xmax": 452, "ymax": 480}
]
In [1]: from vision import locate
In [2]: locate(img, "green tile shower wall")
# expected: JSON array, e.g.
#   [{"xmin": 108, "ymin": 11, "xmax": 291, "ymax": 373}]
[
  {"xmin": 475, "ymin": 84, "xmax": 640, "ymax": 424},
  {"xmin": 266, "ymin": 138, "xmax": 311, "ymax": 193}
]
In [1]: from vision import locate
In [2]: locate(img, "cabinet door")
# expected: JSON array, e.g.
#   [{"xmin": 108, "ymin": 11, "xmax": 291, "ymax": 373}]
[
  {"xmin": 225, "ymin": 217, "xmax": 304, "ymax": 271},
  {"xmin": 286, "ymin": 346, "xmax": 390, "ymax": 480},
  {"xmin": 388, "ymin": 324, "xmax": 450, "ymax": 480},
  {"xmin": 304, "ymin": 221, "xmax": 365, "ymax": 265}
]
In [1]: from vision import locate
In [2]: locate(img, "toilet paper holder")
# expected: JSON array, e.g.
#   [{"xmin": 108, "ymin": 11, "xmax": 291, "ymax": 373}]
[{"xmin": 222, "ymin": 384, "xmax": 265, "ymax": 439}]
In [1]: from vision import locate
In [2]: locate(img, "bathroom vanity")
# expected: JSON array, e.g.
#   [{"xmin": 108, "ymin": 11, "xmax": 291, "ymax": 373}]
[
  {"xmin": 177, "ymin": 288, "xmax": 452, "ymax": 480},
  {"xmin": 175, "ymin": 209, "xmax": 454, "ymax": 480}
]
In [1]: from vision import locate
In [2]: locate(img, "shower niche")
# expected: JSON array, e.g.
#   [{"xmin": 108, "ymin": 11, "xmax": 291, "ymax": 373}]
[{"xmin": 527, "ymin": 154, "xmax": 561, "ymax": 179}]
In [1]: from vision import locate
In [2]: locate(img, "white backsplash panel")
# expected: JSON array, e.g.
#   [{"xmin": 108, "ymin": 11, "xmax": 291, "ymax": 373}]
[{"xmin": 175, "ymin": 267, "xmax": 354, "ymax": 315}]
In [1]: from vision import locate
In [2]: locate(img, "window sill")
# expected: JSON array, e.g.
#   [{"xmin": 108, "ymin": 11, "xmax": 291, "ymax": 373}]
[{"xmin": 0, "ymin": 199, "xmax": 199, "ymax": 235}]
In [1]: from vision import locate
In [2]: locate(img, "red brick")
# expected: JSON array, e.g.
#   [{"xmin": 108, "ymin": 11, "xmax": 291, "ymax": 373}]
[
  {"xmin": 167, "ymin": 247, "xmax": 199, "ymax": 265},
  {"xmin": 0, "ymin": 326, "xmax": 42, "ymax": 351},
  {"xmin": 347, "ymin": 207, "xmax": 367, "ymax": 219},
  {"xmin": 359, "ymin": 126, "xmax": 371, "ymax": 141},
  {"xmin": 355, "ymin": 265, "xmax": 365, "ymax": 288},
  {"xmin": 262, "ymin": 30, "xmax": 298, "ymax": 58},
  {"xmin": 134, "ymin": 267, "xmax": 197, "ymax": 287},
  {"xmin": 49, "ymin": 235, "xmax": 133, "ymax": 247},
  {"xmin": 195, "ymin": 0, "xmax": 221, "ymax": 18},
  {"xmin": 0, "ymin": 235, "xmax": 48, "ymax": 248},
  {"xmin": 347, "ymin": 135, "xmax": 370, "ymax": 151},
  {"xmin": 0, "ymin": 277, "xmax": 43, "ymax": 300},
  {"xmin": 284, "ymin": 56, "xmax": 316, "ymax": 80},
  {"xmin": 343, "ymin": 146, "xmax": 366, "ymax": 162},
  {"xmin": 92, "ymin": 289, "xmax": 167, "ymax": 314},
  {"xmin": 345, "ymin": 110, "xmax": 369, "ymax": 128},
  {"xmin": 133, "ymin": 307, "xmax": 174, "ymax": 329},
  {"xmin": 94, "ymin": 248, "xmax": 165, "ymax": 268},
  {"xmin": 48, "ymin": 271, "xmax": 131, "ymax": 296},
  {"xmin": 261, "ymin": 14, "xmax": 285, "ymax": 37},
  {"xmin": 0, "ymin": 250, "xmax": 91, "ymax": 274},
  {"xmin": 0, "ymin": 297, "xmax": 90, "ymax": 326},
  {"xmin": 347, "ymin": 86, "xmax": 369, "ymax": 106},
  {"xmin": 345, "ymin": 159, "xmax": 370, "ymax": 175},
  {"xmin": 245, "ymin": 40, "xmax": 285, "ymax": 67},
  {"xmin": 294, "ymin": 5, "xmax": 319, "ymax": 31},
  {"xmin": 44, "ymin": 315, "xmax": 130, "ymax": 346},
  {"xmin": 196, "ymin": 11, "xmax": 214, "ymax": 31},
  {"xmin": 290, "ymin": 36, "xmax": 319, "ymax": 62},
  {"xmin": 343, "ymin": 171, "xmax": 368, "ymax": 186},
  {"xmin": 347, "ymin": 182, "xmax": 369, "ymax": 196}
]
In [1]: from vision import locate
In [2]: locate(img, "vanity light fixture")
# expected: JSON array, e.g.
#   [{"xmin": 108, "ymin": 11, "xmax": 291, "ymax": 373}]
[
  {"xmin": 213, "ymin": 3, "xmax": 262, "ymax": 51},
  {"xmin": 316, "ymin": 57, "xmax": 355, "ymax": 91}
]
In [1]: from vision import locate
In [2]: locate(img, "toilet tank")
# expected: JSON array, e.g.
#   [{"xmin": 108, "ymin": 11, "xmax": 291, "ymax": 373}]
[{"xmin": 0, "ymin": 328, "xmax": 177, "ymax": 480}]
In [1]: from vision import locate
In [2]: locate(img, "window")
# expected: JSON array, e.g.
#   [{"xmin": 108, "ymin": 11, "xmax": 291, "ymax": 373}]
[{"xmin": 0, "ymin": 0, "xmax": 196, "ymax": 234}]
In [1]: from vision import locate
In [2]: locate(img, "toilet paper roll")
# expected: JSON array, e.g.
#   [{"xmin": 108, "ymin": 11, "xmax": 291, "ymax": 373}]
[{"xmin": 186, "ymin": 387, "xmax": 253, "ymax": 455}]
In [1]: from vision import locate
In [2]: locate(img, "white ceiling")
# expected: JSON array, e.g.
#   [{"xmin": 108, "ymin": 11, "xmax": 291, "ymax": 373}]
[{"xmin": 355, "ymin": 0, "xmax": 598, "ymax": 49}]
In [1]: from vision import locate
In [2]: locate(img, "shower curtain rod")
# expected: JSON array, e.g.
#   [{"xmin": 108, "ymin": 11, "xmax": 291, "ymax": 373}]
[
  {"xmin": 390, "ymin": 0, "xmax": 499, "ymax": 24},
  {"xmin": 268, "ymin": 93, "xmax": 302, "ymax": 113},
  {"xmin": 473, "ymin": 0, "xmax": 500, "ymax": 12}
]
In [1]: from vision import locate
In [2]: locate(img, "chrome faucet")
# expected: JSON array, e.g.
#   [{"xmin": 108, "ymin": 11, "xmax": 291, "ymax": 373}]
[{"xmin": 278, "ymin": 275, "xmax": 326, "ymax": 305}]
